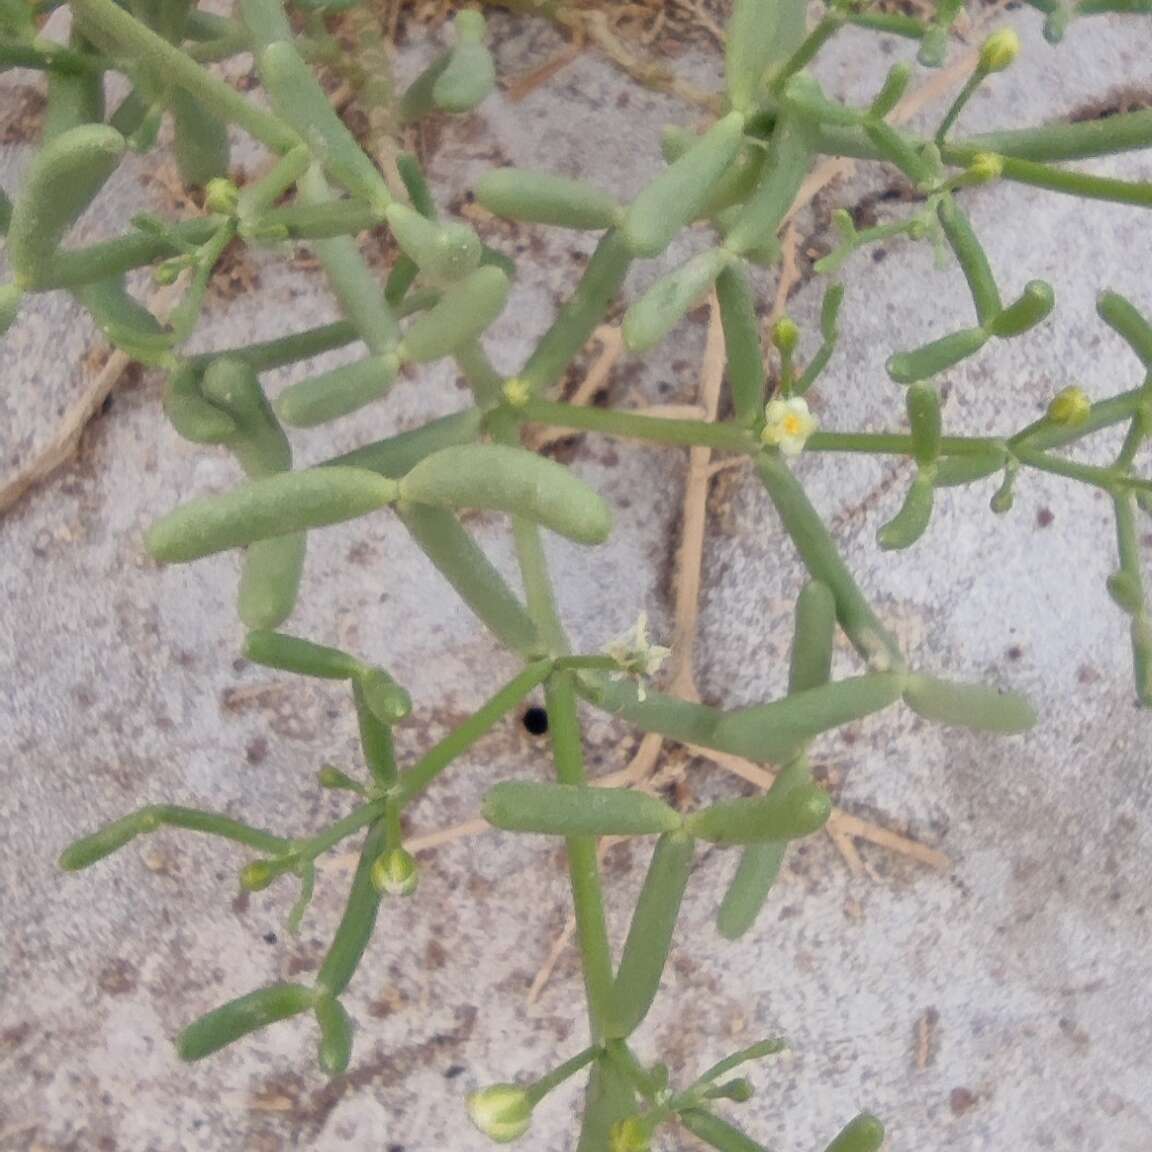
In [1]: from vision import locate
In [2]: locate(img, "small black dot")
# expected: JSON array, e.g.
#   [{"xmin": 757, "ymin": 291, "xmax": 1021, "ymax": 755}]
[
  {"xmin": 522, "ymin": 706, "xmax": 549, "ymax": 736},
  {"xmin": 444, "ymin": 1064, "xmax": 466, "ymax": 1080},
  {"xmin": 263, "ymin": 931, "xmax": 277, "ymax": 945}
]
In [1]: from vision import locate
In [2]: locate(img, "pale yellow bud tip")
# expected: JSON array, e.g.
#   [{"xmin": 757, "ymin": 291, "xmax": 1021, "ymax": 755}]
[
  {"xmin": 371, "ymin": 848, "xmax": 419, "ymax": 897},
  {"xmin": 967, "ymin": 152, "xmax": 1004, "ymax": 184},
  {"xmin": 467, "ymin": 1084, "xmax": 533, "ymax": 1143},
  {"xmin": 610, "ymin": 1116, "xmax": 652, "ymax": 1152},
  {"xmin": 980, "ymin": 28, "xmax": 1020, "ymax": 74},
  {"xmin": 502, "ymin": 377, "xmax": 532, "ymax": 408},
  {"xmin": 772, "ymin": 316, "xmax": 800, "ymax": 355},
  {"xmin": 204, "ymin": 178, "xmax": 240, "ymax": 216},
  {"xmin": 1046, "ymin": 385, "xmax": 1091, "ymax": 426}
]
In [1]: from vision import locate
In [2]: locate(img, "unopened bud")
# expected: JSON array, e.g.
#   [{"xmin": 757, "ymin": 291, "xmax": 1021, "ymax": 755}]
[
  {"xmin": 467, "ymin": 1084, "xmax": 533, "ymax": 1143},
  {"xmin": 967, "ymin": 152, "xmax": 1003, "ymax": 184},
  {"xmin": 772, "ymin": 316, "xmax": 800, "ymax": 356},
  {"xmin": 980, "ymin": 28, "xmax": 1020, "ymax": 74},
  {"xmin": 152, "ymin": 259, "xmax": 185, "ymax": 286},
  {"xmin": 502, "ymin": 377, "xmax": 532, "ymax": 408},
  {"xmin": 371, "ymin": 848, "xmax": 419, "ymax": 896},
  {"xmin": 610, "ymin": 1116, "xmax": 651, "ymax": 1152},
  {"xmin": 240, "ymin": 859, "xmax": 277, "ymax": 891},
  {"xmin": 705, "ymin": 1076, "xmax": 754, "ymax": 1102},
  {"xmin": 204, "ymin": 177, "xmax": 240, "ymax": 216},
  {"xmin": 318, "ymin": 764, "xmax": 363, "ymax": 792},
  {"xmin": 1046, "ymin": 386, "xmax": 1091, "ymax": 426}
]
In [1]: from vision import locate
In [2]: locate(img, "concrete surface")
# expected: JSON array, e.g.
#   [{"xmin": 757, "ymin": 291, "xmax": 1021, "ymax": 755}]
[{"xmin": 2, "ymin": 7, "xmax": 1152, "ymax": 1151}]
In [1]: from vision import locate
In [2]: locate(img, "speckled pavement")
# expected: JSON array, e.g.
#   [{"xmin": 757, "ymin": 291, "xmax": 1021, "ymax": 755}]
[{"xmin": 2, "ymin": 9, "xmax": 1151, "ymax": 1151}]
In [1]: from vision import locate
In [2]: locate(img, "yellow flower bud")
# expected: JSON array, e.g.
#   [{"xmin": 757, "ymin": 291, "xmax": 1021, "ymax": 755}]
[
  {"xmin": 467, "ymin": 1084, "xmax": 533, "ymax": 1143},
  {"xmin": 979, "ymin": 28, "xmax": 1020, "ymax": 74},
  {"xmin": 204, "ymin": 177, "xmax": 240, "ymax": 216},
  {"xmin": 610, "ymin": 1116, "xmax": 652, "ymax": 1152},
  {"xmin": 371, "ymin": 848, "xmax": 419, "ymax": 897},
  {"xmin": 772, "ymin": 316, "xmax": 800, "ymax": 355},
  {"xmin": 1046, "ymin": 386, "xmax": 1091, "ymax": 427},
  {"xmin": 967, "ymin": 152, "xmax": 1004, "ymax": 184},
  {"xmin": 152, "ymin": 258, "xmax": 185, "ymax": 286},
  {"xmin": 240, "ymin": 859, "xmax": 277, "ymax": 892},
  {"xmin": 502, "ymin": 377, "xmax": 532, "ymax": 408}
]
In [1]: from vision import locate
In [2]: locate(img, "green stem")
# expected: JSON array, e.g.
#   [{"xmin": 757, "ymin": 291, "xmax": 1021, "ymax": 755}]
[
  {"xmin": 0, "ymin": 41, "xmax": 106, "ymax": 72},
  {"xmin": 1114, "ymin": 492, "xmax": 1144, "ymax": 590},
  {"xmin": 553, "ymin": 655, "xmax": 622, "ymax": 672},
  {"xmin": 807, "ymin": 431, "xmax": 1002, "ymax": 456},
  {"xmin": 602, "ymin": 1039, "xmax": 661, "ymax": 1102},
  {"xmin": 187, "ymin": 320, "xmax": 360, "ymax": 373},
  {"xmin": 957, "ymin": 152, "xmax": 1152, "ymax": 210},
  {"xmin": 771, "ymin": 15, "xmax": 844, "ymax": 92},
  {"xmin": 962, "ymin": 109, "xmax": 1152, "ymax": 164},
  {"xmin": 810, "ymin": 419, "xmax": 1149, "ymax": 491},
  {"xmin": 251, "ymin": 198, "xmax": 383, "ymax": 240},
  {"xmin": 1014, "ymin": 389, "xmax": 1142, "ymax": 450},
  {"xmin": 688, "ymin": 1037, "xmax": 787, "ymax": 1092},
  {"xmin": 520, "ymin": 230, "xmax": 633, "ymax": 394},
  {"xmin": 396, "ymin": 661, "xmax": 553, "ymax": 802},
  {"xmin": 187, "ymin": 27, "xmax": 252, "ymax": 62},
  {"xmin": 1114, "ymin": 414, "xmax": 1147, "ymax": 470},
  {"xmin": 455, "ymin": 341, "xmax": 506, "ymax": 407},
  {"xmin": 843, "ymin": 10, "xmax": 926, "ymax": 38},
  {"xmin": 811, "ymin": 120, "xmax": 1152, "ymax": 208},
  {"xmin": 527, "ymin": 1045, "xmax": 601, "ymax": 1105},
  {"xmin": 935, "ymin": 71, "xmax": 982, "ymax": 145},
  {"xmin": 397, "ymin": 504, "xmax": 541, "ymax": 655},
  {"xmin": 30, "ymin": 219, "xmax": 220, "ymax": 291},
  {"xmin": 512, "ymin": 518, "xmax": 570, "ymax": 655},
  {"xmin": 71, "ymin": 0, "xmax": 299, "ymax": 151},
  {"xmin": 297, "ymin": 166, "xmax": 398, "ymax": 354},
  {"xmin": 757, "ymin": 451, "xmax": 902, "ymax": 667},
  {"xmin": 1013, "ymin": 446, "xmax": 1151, "ymax": 492},
  {"xmin": 296, "ymin": 799, "xmax": 387, "ymax": 862},
  {"xmin": 519, "ymin": 400, "xmax": 757, "ymax": 452},
  {"xmin": 546, "ymin": 672, "xmax": 617, "ymax": 1041},
  {"xmin": 153, "ymin": 805, "xmax": 290, "ymax": 852}
]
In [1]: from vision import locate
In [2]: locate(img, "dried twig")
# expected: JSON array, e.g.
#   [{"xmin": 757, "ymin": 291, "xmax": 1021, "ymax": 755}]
[{"xmin": 0, "ymin": 283, "xmax": 181, "ymax": 517}]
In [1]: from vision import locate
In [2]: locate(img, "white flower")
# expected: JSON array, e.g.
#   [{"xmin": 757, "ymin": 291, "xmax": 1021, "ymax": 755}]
[
  {"xmin": 604, "ymin": 612, "xmax": 671, "ymax": 701},
  {"xmin": 760, "ymin": 397, "xmax": 817, "ymax": 457}
]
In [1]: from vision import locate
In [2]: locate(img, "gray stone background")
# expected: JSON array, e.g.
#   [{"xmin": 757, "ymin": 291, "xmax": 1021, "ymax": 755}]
[{"xmin": 2, "ymin": 4, "xmax": 1151, "ymax": 1149}]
